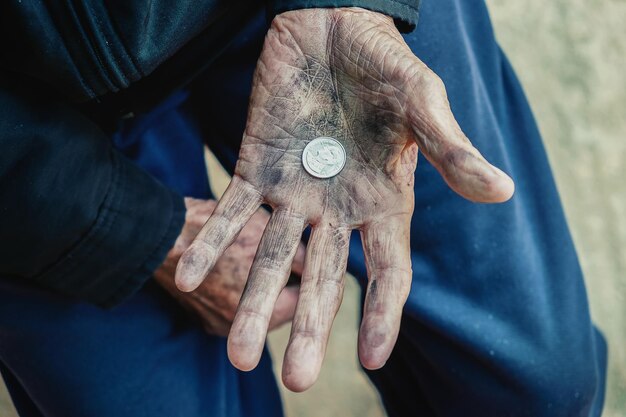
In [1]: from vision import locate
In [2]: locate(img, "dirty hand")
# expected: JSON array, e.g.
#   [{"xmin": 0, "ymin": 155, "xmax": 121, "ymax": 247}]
[
  {"xmin": 155, "ymin": 197, "xmax": 305, "ymax": 336},
  {"xmin": 176, "ymin": 8, "xmax": 514, "ymax": 391}
]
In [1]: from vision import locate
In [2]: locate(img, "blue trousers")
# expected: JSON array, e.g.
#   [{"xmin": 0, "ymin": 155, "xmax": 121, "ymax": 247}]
[{"xmin": 0, "ymin": 1, "xmax": 607, "ymax": 416}]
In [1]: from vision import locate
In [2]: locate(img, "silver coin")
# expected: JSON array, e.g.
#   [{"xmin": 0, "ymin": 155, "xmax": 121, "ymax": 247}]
[{"xmin": 302, "ymin": 137, "xmax": 346, "ymax": 179}]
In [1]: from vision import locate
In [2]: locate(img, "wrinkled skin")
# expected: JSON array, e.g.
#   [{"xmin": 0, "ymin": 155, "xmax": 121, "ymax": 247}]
[
  {"xmin": 155, "ymin": 197, "xmax": 305, "ymax": 336},
  {"xmin": 176, "ymin": 8, "xmax": 514, "ymax": 392}
]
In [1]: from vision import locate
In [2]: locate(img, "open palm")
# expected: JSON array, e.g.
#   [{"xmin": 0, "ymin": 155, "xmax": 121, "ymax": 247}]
[{"xmin": 176, "ymin": 8, "xmax": 514, "ymax": 391}]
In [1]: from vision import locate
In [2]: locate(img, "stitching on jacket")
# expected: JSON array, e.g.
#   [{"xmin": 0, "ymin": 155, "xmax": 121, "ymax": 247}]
[
  {"xmin": 68, "ymin": 0, "xmax": 124, "ymax": 92},
  {"xmin": 99, "ymin": 2, "xmax": 145, "ymax": 79},
  {"xmin": 42, "ymin": 0, "xmax": 97, "ymax": 98}
]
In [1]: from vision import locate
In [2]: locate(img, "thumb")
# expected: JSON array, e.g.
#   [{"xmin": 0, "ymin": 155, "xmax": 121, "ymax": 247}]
[
  {"xmin": 269, "ymin": 286, "xmax": 299, "ymax": 331},
  {"xmin": 406, "ymin": 68, "xmax": 514, "ymax": 203}
]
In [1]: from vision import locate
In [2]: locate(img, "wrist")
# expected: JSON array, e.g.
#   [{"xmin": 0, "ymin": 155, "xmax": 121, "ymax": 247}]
[
  {"xmin": 268, "ymin": 0, "xmax": 419, "ymax": 33},
  {"xmin": 271, "ymin": 7, "xmax": 395, "ymax": 35}
]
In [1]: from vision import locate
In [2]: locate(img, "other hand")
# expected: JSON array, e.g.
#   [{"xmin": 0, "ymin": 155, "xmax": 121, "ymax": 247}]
[{"xmin": 155, "ymin": 197, "xmax": 305, "ymax": 336}]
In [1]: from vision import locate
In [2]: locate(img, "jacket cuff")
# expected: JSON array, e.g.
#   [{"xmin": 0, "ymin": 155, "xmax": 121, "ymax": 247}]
[
  {"xmin": 35, "ymin": 151, "xmax": 186, "ymax": 308},
  {"xmin": 267, "ymin": 0, "xmax": 420, "ymax": 32}
]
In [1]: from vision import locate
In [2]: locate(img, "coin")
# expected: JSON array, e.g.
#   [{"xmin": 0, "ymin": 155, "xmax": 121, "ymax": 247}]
[{"xmin": 302, "ymin": 137, "xmax": 346, "ymax": 179}]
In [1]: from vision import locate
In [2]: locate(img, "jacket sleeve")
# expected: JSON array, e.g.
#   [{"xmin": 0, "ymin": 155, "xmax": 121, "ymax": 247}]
[
  {"xmin": 0, "ymin": 0, "xmax": 254, "ymax": 103},
  {"xmin": 0, "ymin": 74, "xmax": 185, "ymax": 307},
  {"xmin": 267, "ymin": 0, "xmax": 421, "ymax": 32}
]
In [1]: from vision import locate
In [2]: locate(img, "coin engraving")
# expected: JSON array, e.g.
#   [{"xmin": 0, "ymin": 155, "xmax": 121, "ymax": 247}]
[{"xmin": 302, "ymin": 137, "xmax": 346, "ymax": 179}]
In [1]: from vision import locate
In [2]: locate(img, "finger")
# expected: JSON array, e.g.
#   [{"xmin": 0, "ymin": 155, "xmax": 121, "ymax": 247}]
[
  {"xmin": 268, "ymin": 286, "xmax": 300, "ymax": 331},
  {"xmin": 282, "ymin": 226, "xmax": 350, "ymax": 392},
  {"xmin": 177, "ymin": 293, "xmax": 233, "ymax": 337},
  {"xmin": 198, "ymin": 310, "xmax": 232, "ymax": 337},
  {"xmin": 227, "ymin": 209, "xmax": 306, "ymax": 371},
  {"xmin": 175, "ymin": 176, "xmax": 262, "ymax": 292},
  {"xmin": 359, "ymin": 216, "xmax": 412, "ymax": 370},
  {"xmin": 406, "ymin": 69, "xmax": 514, "ymax": 203},
  {"xmin": 290, "ymin": 241, "xmax": 307, "ymax": 276},
  {"xmin": 188, "ymin": 290, "xmax": 237, "ymax": 336}
]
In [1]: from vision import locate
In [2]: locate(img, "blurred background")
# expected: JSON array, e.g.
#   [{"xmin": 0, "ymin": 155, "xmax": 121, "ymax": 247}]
[{"xmin": 1, "ymin": 0, "xmax": 624, "ymax": 415}]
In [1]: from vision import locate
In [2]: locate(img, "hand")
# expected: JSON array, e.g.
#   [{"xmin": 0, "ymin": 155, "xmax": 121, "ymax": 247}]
[
  {"xmin": 176, "ymin": 8, "xmax": 514, "ymax": 390},
  {"xmin": 155, "ymin": 197, "xmax": 305, "ymax": 336}
]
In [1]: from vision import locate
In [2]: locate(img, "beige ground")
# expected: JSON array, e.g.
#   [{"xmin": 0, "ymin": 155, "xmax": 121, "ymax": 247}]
[{"xmin": 1, "ymin": 0, "xmax": 624, "ymax": 415}]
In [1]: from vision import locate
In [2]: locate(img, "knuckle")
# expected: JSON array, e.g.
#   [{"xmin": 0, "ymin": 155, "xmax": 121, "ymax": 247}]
[
  {"xmin": 315, "ymin": 276, "xmax": 345, "ymax": 299},
  {"xmin": 237, "ymin": 306, "xmax": 271, "ymax": 322},
  {"xmin": 427, "ymin": 70, "xmax": 446, "ymax": 92},
  {"xmin": 410, "ymin": 67, "xmax": 446, "ymax": 98},
  {"xmin": 293, "ymin": 326, "xmax": 324, "ymax": 339}
]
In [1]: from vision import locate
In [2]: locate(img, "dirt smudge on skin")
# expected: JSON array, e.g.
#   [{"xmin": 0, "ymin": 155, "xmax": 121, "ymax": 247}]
[{"xmin": 367, "ymin": 279, "xmax": 378, "ymax": 310}]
